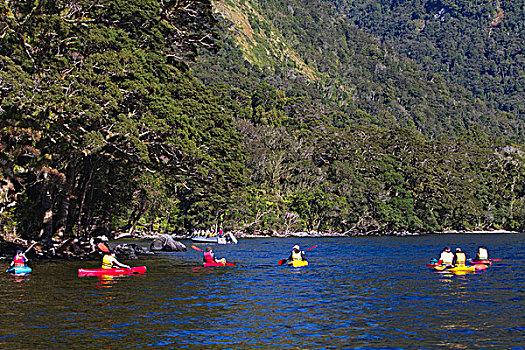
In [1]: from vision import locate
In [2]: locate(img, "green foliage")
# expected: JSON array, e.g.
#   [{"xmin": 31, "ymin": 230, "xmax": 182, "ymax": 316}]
[
  {"xmin": 187, "ymin": 0, "xmax": 525, "ymax": 235},
  {"xmin": 0, "ymin": 0, "xmax": 244, "ymax": 241},
  {"xmin": 335, "ymin": 0, "xmax": 525, "ymax": 125},
  {"xmin": 2, "ymin": 0, "xmax": 525, "ymax": 241}
]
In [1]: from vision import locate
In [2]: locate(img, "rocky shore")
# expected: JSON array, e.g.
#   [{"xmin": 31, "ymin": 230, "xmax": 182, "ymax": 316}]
[
  {"xmin": 1, "ymin": 229, "xmax": 519, "ymax": 261},
  {"xmin": 0, "ymin": 233, "xmax": 187, "ymax": 261}
]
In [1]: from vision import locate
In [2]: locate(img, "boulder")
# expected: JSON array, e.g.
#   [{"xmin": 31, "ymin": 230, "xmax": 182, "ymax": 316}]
[
  {"xmin": 150, "ymin": 234, "xmax": 187, "ymax": 252},
  {"xmin": 114, "ymin": 243, "xmax": 154, "ymax": 259}
]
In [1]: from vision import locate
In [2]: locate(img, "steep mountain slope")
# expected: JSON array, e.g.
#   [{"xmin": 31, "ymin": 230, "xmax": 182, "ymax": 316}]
[
  {"xmin": 195, "ymin": 0, "xmax": 525, "ymax": 139},
  {"xmin": 188, "ymin": 0, "xmax": 525, "ymax": 234},
  {"xmin": 332, "ymin": 0, "xmax": 524, "ymax": 123}
]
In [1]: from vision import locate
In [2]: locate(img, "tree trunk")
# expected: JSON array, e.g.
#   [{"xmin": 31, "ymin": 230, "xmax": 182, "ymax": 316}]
[
  {"xmin": 38, "ymin": 172, "xmax": 54, "ymax": 246},
  {"xmin": 76, "ymin": 162, "xmax": 94, "ymax": 238},
  {"xmin": 56, "ymin": 161, "xmax": 76, "ymax": 239}
]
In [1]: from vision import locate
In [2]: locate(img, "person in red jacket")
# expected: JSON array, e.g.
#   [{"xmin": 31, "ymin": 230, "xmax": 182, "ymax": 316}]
[
  {"xmin": 10, "ymin": 250, "xmax": 28, "ymax": 268},
  {"xmin": 203, "ymin": 246, "xmax": 226, "ymax": 265}
]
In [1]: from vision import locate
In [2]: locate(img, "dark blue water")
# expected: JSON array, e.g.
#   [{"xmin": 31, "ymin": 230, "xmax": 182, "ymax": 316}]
[{"xmin": 1, "ymin": 234, "xmax": 523, "ymax": 349}]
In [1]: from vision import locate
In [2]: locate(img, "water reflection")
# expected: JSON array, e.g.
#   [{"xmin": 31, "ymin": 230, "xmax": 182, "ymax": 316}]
[{"xmin": 95, "ymin": 275, "xmax": 116, "ymax": 289}]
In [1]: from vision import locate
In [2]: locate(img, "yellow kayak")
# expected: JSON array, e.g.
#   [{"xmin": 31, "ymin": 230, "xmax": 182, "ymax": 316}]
[
  {"xmin": 288, "ymin": 260, "xmax": 308, "ymax": 267},
  {"xmin": 433, "ymin": 265, "xmax": 476, "ymax": 272}
]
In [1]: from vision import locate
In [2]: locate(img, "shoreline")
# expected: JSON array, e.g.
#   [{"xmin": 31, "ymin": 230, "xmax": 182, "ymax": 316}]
[
  {"xmin": 1, "ymin": 230, "xmax": 521, "ymax": 261},
  {"xmin": 172, "ymin": 229, "xmax": 521, "ymax": 240}
]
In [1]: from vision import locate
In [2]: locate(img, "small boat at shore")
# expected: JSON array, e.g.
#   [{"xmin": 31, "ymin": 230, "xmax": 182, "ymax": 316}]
[{"xmin": 191, "ymin": 231, "xmax": 238, "ymax": 244}]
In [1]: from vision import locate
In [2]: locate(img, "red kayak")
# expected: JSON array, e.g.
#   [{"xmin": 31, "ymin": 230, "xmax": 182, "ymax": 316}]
[
  {"xmin": 468, "ymin": 259, "xmax": 493, "ymax": 265},
  {"xmin": 78, "ymin": 266, "xmax": 147, "ymax": 277},
  {"xmin": 203, "ymin": 262, "xmax": 237, "ymax": 267}
]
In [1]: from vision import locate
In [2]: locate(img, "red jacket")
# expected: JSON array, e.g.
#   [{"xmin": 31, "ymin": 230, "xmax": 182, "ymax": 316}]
[
  {"xmin": 14, "ymin": 253, "xmax": 27, "ymax": 267},
  {"xmin": 203, "ymin": 251, "xmax": 215, "ymax": 263}
]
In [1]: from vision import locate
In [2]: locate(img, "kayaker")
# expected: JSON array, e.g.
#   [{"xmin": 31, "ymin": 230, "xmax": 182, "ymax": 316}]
[
  {"xmin": 203, "ymin": 246, "xmax": 226, "ymax": 265},
  {"xmin": 102, "ymin": 250, "xmax": 130, "ymax": 269},
  {"xmin": 285, "ymin": 245, "xmax": 307, "ymax": 263},
  {"xmin": 453, "ymin": 248, "xmax": 467, "ymax": 267},
  {"xmin": 10, "ymin": 250, "xmax": 28, "ymax": 269},
  {"xmin": 473, "ymin": 246, "xmax": 489, "ymax": 261},
  {"xmin": 438, "ymin": 247, "xmax": 454, "ymax": 266}
]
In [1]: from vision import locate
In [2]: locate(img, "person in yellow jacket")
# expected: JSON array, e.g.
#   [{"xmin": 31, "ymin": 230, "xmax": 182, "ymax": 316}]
[
  {"xmin": 474, "ymin": 246, "xmax": 489, "ymax": 261},
  {"xmin": 102, "ymin": 250, "xmax": 130, "ymax": 269},
  {"xmin": 453, "ymin": 248, "xmax": 467, "ymax": 267},
  {"xmin": 285, "ymin": 245, "xmax": 307, "ymax": 263}
]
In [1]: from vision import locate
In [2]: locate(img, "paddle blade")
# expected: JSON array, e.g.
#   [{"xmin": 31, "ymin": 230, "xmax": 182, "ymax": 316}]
[
  {"xmin": 306, "ymin": 245, "xmax": 318, "ymax": 252},
  {"xmin": 97, "ymin": 242, "xmax": 109, "ymax": 253},
  {"xmin": 191, "ymin": 245, "xmax": 203, "ymax": 252},
  {"xmin": 278, "ymin": 259, "xmax": 287, "ymax": 266}
]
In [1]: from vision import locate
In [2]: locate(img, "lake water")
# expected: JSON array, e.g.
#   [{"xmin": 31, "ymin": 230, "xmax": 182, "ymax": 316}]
[{"xmin": 1, "ymin": 234, "xmax": 523, "ymax": 349}]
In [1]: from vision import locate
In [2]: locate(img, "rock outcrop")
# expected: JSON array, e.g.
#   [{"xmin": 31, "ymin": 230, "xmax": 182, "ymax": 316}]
[{"xmin": 150, "ymin": 234, "xmax": 187, "ymax": 252}]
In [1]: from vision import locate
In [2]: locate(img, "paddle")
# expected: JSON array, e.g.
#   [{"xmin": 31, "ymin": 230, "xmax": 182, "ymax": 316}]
[
  {"xmin": 6, "ymin": 241, "xmax": 37, "ymax": 273},
  {"xmin": 97, "ymin": 242, "xmax": 110, "ymax": 253},
  {"xmin": 278, "ymin": 245, "xmax": 318, "ymax": 265}
]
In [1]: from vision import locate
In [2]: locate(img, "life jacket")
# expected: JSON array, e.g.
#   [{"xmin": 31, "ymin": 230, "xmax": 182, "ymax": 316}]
[
  {"xmin": 203, "ymin": 251, "xmax": 215, "ymax": 263},
  {"xmin": 291, "ymin": 250, "xmax": 303, "ymax": 261},
  {"xmin": 102, "ymin": 254, "xmax": 114, "ymax": 269},
  {"xmin": 440, "ymin": 251, "xmax": 454, "ymax": 265},
  {"xmin": 478, "ymin": 248, "xmax": 488, "ymax": 260},
  {"xmin": 14, "ymin": 253, "xmax": 26, "ymax": 268},
  {"xmin": 455, "ymin": 252, "xmax": 466, "ymax": 267}
]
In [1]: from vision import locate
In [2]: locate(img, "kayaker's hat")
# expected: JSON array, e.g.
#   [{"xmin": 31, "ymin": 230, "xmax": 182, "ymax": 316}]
[
  {"xmin": 16, "ymin": 250, "xmax": 22, "ymax": 255},
  {"xmin": 293, "ymin": 245, "xmax": 300, "ymax": 250},
  {"xmin": 455, "ymin": 248, "xmax": 461, "ymax": 252}
]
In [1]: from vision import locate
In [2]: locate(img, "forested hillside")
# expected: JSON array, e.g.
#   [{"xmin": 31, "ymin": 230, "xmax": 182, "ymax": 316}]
[
  {"xmin": 1, "ymin": 0, "xmax": 524, "ymax": 252},
  {"xmin": 0, "ymin": 0, "xmax": 244, "ymax": 248},
  {"xmin": 333, "ymin": 0, "xmax": 525, "ymax": 124},
  {"xmin": 192, "ymin": 0, "xmax": 525, "ymax": 233},
  {"xmin": 198, "ymin": 0, "xmax": 525, "ymax": 139}
]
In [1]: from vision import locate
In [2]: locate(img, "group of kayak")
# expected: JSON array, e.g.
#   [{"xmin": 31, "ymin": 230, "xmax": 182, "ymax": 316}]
[
  {"xmin": 189, "ymin": 244, "xmax": 316, "ymax": 268},
  {"xmin": 7, "ymin": 241, "xmax": 498, "ymax": 277},
  {"xmin": 6, "ymin": 242, "xmax": 314, "ymax": 278},
  {"xmin": 427, "ymin": 246, "xmax": 499, "ymax": 273}
]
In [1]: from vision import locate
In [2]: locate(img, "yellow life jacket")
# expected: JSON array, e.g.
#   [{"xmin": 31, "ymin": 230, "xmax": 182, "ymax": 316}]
[
  {"xmin": 478, "ymin": 248, "xmax": 488, "ymax": 260},
  {"xmin": 102, "ymin": 254, "xmax": 114, "ymax": 269},
  {"xmin": 455, "ymin": 252, "xmax": 466, "ymax": 267},
  {"xmin": 291, "ymin": 250, "xmax": 303, "ymax": 261}
]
